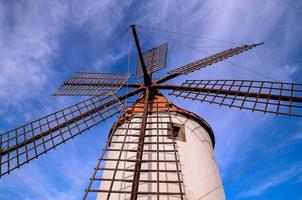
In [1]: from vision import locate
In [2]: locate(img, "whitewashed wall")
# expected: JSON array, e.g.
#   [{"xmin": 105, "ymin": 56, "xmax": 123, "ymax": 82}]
[{"xmin": 97, "ymin": 112, "xmax": 225, "ymax": 200}]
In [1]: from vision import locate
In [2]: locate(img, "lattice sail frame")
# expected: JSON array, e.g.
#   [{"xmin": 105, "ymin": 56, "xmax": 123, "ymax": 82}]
[
  {"xmin": 54, "ymin": 72, "xmax": 131, "ymax": 96},
  {"xmin": 136, "ymin": 43, "xmax": 168, "ymax": 79},
  {"xmin": 84, "ymin": 94, "xmax": 185, "ymax": 200},
  {"xmin": 168, "ymin": 43, "xmax": 263, "ymax": 75},
  {"xmin": 0, "ymin": 93, "xmax": 126, "ymax": 177},
  {"xmin": 169, "ymin": 80, "xmax": 302, "ymax": 117}
]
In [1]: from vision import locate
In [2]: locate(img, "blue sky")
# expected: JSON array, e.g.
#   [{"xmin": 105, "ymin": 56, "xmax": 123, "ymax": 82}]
[{"xmin": 0, "ymin": 0, "xmax": 302, "ymax": 199}]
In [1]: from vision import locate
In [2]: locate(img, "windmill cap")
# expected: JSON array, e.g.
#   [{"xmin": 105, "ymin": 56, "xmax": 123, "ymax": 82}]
[{"xmin": 109, "ymin": 92, "xmax": 215, "ymax": 148}]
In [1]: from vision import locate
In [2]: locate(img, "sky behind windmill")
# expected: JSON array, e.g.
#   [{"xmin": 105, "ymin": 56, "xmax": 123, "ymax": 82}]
[{"xmin": 0, "ymin": 0, "xmax": 302, "ymax": 199}]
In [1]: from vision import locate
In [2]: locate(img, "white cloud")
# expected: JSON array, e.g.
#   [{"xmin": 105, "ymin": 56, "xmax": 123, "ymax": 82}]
[
  {"xmin": 283, "ymin": 64, "xmax": 299, "ymax": 75},
  {"xmin": 296, "ymin": 174, "xmax": 302, "ymax": 183},
  {"xmin": 239, "ymin": 162, "xmax": 302, "ymax": 197},
  {"xmin": 290, "ymin": 132, "xmax": 302, "ymax": 141},
  {"xmin": 0, "ymin": 1, "xmax": 67, "ymax": 110},
  {"xmin": 0, "ymin": 0, "xmax": 134, "ymax": 124}
]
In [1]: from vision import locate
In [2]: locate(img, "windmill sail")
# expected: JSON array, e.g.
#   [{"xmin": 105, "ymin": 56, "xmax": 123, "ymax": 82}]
[
  {"xmin": 136, "ymin": 43, "xmax": 168, "ymax": 79},
  {"xmin": 168, "ymin": 43, "xmax": 263, "ymax": 75},
  {"xmin": 0, "ymin": 93, "xmax": 127, "ymax": 177},
  {"xmin": 165, "ymin": 80, "xmax": 302, "ymax": 117},
  {"xmin": 156, "ymin": 43, "xmax": 263, "ymax": 84},
  {"xmin": 53, "ymin": 72, "xmax": 131, "ymax": 96}
]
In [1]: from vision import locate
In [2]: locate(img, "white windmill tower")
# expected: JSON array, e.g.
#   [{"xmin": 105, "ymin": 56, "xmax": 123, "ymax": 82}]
[{"xmin": 93, "ymin": 90, "xmax": 225, "ymax": 200}]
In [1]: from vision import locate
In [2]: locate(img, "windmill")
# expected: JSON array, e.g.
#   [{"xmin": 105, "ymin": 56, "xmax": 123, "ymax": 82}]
[{"xmin": 0, "ymin": 24, "xmax": 301, "ymax": 200}]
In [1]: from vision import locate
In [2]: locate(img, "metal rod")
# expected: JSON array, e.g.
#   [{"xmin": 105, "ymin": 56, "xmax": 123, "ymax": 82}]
[
  {"xmin": 130, "ymin": 88, "xmax": 150, "ymax": 200},
  {"xmin": 130, "ymin": 25, "xmax": 152, "ymax": 86},
  {"xmin": 156, "ymin": 96, "xmax": 160, "ymax": 200},
  {"xmin": 62, "ymin": 82, "xmax": 141, "ymax": 88},
  {"xmin": 156, "ymin": 73, "xmax": 179, "ymax": 84},
  {"xmin": 91, "ymin": 178, "xmax": 183, "ymax": 183},
  {"xmin": 157, "ymin": 84, "xmax": 302, "ymax": 102}
]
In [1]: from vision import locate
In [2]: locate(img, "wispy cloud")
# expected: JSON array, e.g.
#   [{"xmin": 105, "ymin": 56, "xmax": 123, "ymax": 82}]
[
  {"xmin": 239, "ymin": 162, "xmax": 302, "ymax": 197},
  {"xmin": 0, "ymin": 1, "xmax": 66, "ymax": 104},
  {"xmin": 290, "ymin": 132, "xmax": 302, "ymax": 141},
  {"xmin": 0, "ymin": 1, "xmax": 69, "ymax": 127},
  {"xmin": 0, "ymin": 0, "xmax": 134, "ymax": 125}
]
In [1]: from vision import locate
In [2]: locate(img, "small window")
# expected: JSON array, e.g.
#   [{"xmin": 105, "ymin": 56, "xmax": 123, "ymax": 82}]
[
  {"xmin": 172, "ymin": 126, "xmax": 180, "ymax": 138},
  {"xmin": 168, "ymin": 123, "xmax": 186, "ymax": 142}
]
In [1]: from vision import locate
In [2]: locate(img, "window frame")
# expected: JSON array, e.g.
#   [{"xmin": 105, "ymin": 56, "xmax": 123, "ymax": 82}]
[{"xmin": 168, "ymin": 122, "xmax": 186, "ymax": 142}]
